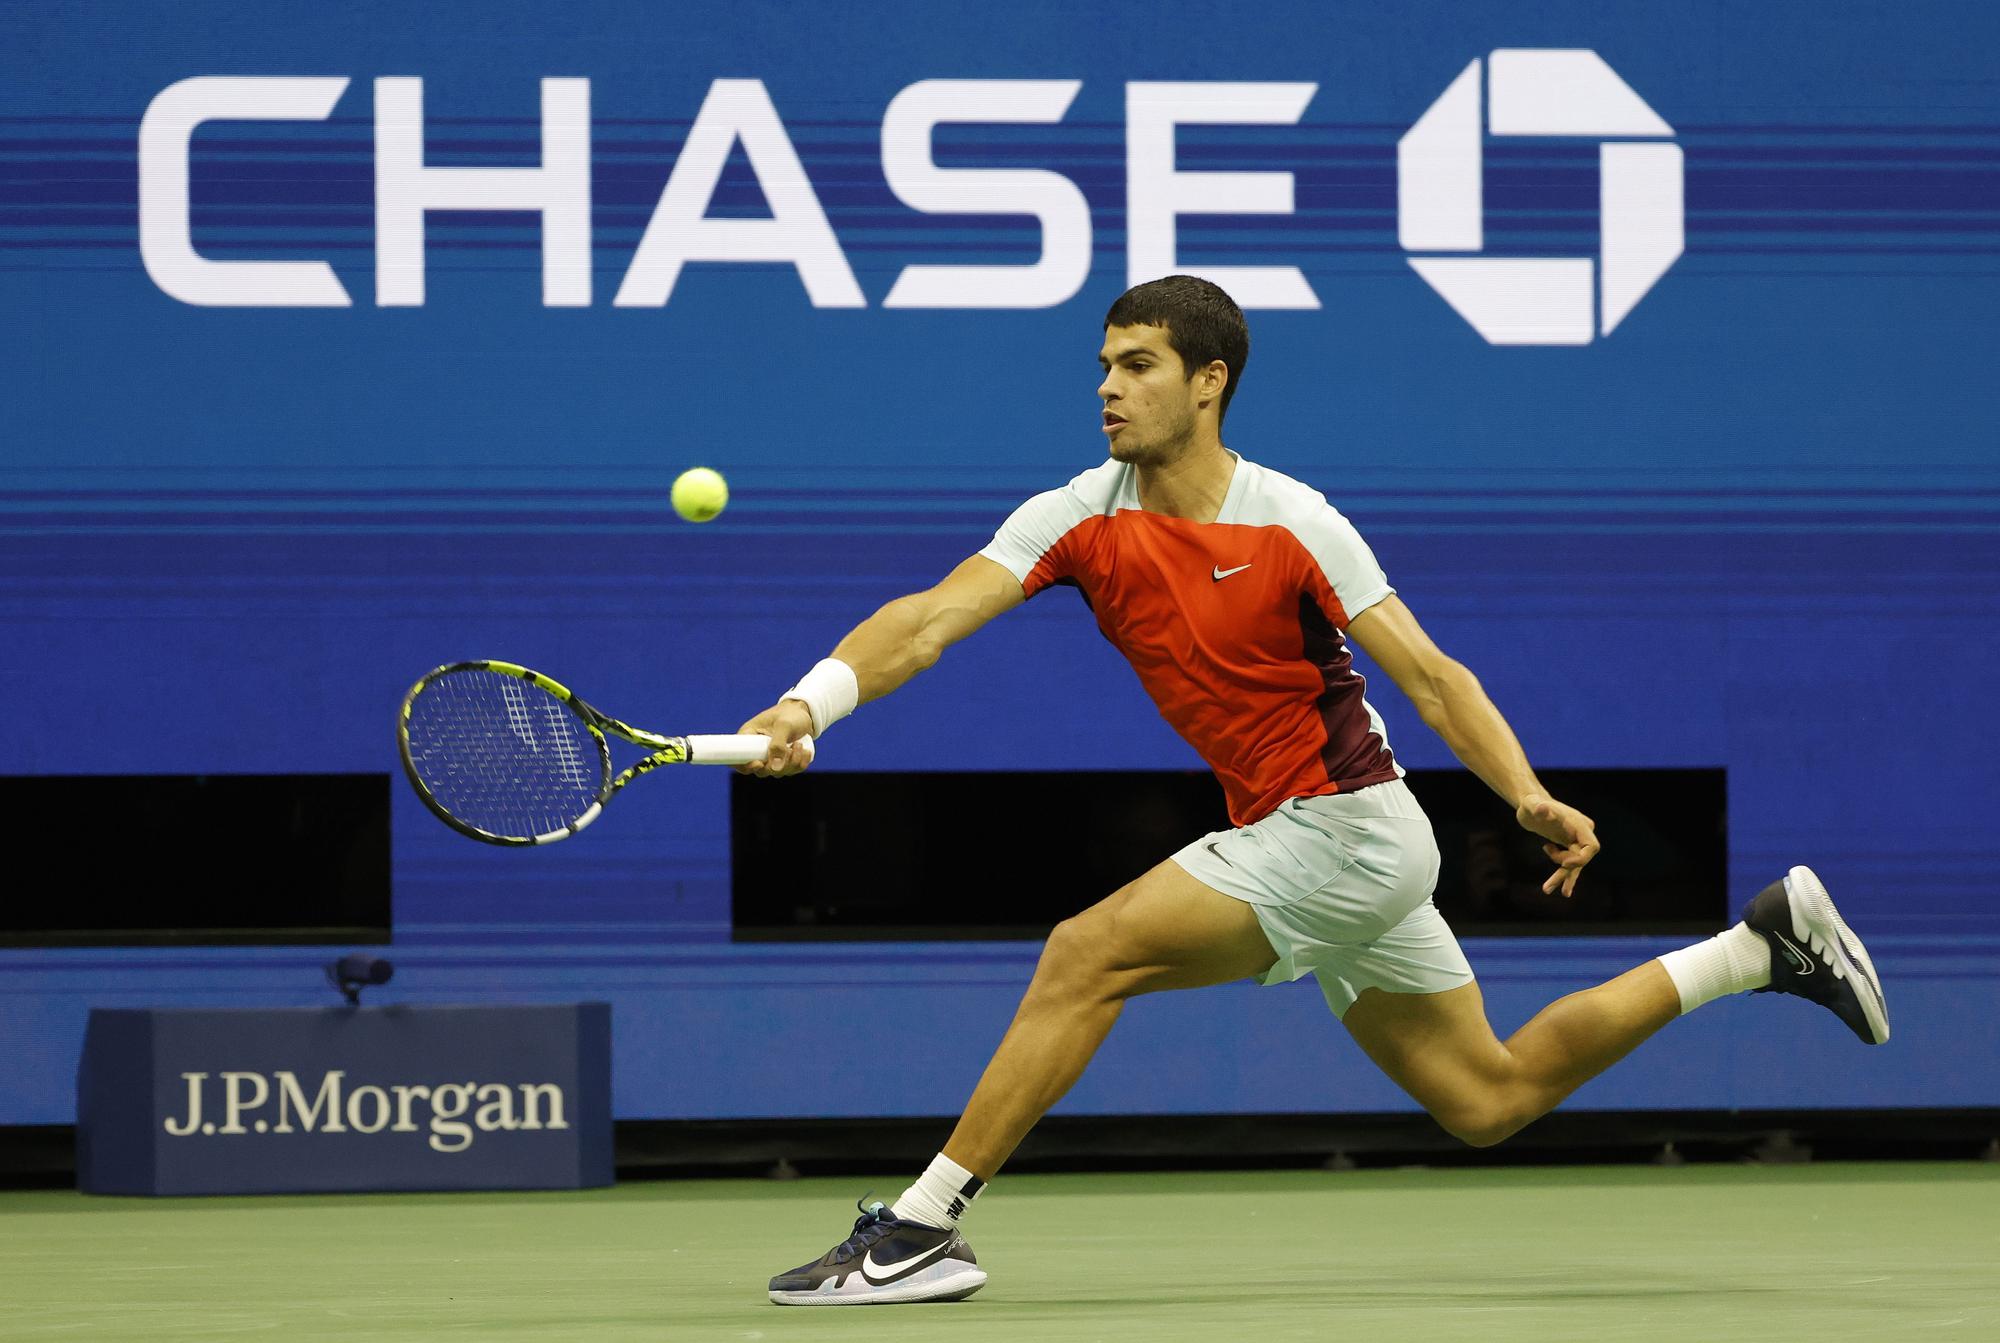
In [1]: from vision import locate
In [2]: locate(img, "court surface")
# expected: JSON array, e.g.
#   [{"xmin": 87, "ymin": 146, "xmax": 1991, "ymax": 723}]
[{"xmin": 3, "ymin": 1163, "xmax": 1995, "ymax": 1341}]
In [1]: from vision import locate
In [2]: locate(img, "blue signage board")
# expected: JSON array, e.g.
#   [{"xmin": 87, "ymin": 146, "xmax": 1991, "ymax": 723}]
[
  {"xmin": 76, "ymin": 1004, "xmax": 612, "ymax": 1195},
  {"xmin": 4, "ymin": 0, "xmax": 1997, "ymax": 1128}
]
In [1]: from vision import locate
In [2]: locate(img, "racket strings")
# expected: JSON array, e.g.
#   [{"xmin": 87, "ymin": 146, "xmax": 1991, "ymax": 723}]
[
  {"xmin": 543, "ymin": 696, "xmax": 597, "ymax": 792},
  {"xmin": 405, "ymin": 669, "xmax": 607, "ymax": 839}
]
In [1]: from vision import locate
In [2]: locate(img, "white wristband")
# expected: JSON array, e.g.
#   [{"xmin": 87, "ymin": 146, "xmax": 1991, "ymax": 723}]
[{"xmin": 782, "ymin": 657, "xmax": 859, "ymax": 736}]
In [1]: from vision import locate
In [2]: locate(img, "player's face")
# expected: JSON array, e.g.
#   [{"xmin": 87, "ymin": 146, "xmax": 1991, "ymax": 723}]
[{"xmin": 1097, "ymin": 325, "xmax": 1201, "ymax": 465}]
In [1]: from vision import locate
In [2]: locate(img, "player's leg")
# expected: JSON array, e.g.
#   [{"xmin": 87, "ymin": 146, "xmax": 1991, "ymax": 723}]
[
  {"xmin": 867, "ymin": 789, "xmax": 1426, "ymax": 1258},
  {"xmin": 1340, "ymin": 966, "xmax": 1679, "ymax": 1148},
  {"xmin": 767, "ymin": 858, "xmax": 1276, "ymax": 1306},
  {"xmin": 940, "ymin": 856, "xmax": 1280, "ymax": 1178},
  {"xmin": 1342, "ymin": 865, "xmax": 1889, "ymax": 1147}
]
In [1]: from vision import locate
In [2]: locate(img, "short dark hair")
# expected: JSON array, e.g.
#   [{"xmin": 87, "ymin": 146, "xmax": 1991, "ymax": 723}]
[{"xmin": 1104, "ymin": 275, "xmax": 1250, "ymax": 424}]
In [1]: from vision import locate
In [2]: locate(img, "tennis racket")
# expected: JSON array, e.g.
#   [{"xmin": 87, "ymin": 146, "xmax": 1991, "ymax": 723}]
[{"xmin": 397, "ymin": 660, "xmax": 811, "ymax": 846}]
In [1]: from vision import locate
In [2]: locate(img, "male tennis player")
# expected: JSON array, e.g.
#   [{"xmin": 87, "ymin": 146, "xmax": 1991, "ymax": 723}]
[{"xmin": 740, "ymin": 276, "xmax": 1888, "ymax": 1307}]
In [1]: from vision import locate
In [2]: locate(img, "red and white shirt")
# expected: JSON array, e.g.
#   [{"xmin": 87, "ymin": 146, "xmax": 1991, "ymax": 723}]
[{"xmin": 980, "ymin": 452, "xmax": 1401, "ymax": 827}]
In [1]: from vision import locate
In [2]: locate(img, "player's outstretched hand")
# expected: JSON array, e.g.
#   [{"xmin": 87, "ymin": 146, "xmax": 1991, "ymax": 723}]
[
  {"xmin": 735, "ymin": 700, "xmax": 817, "ymax": 778},
  {"xmin": 1515, "ymin": 793, "xmax": 1600, "ymax": 898}
]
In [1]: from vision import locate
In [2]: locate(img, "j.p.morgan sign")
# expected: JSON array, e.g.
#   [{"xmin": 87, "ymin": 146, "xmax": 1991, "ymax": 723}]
[
  {"xmin": 77, "ymin": 1004, "xmax": 611, "ymax": 1195},
  {"xmin": 161, "ymin": 1069, "xmax": 571, "ymax": 1153}
]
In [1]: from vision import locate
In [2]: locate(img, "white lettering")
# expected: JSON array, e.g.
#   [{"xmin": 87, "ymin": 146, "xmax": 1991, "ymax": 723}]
[
  {"xmin": 139, "ymin": 77, "xmax": 353, "ymax": 307},
  {"xmin": 218, "ymin": 1071, "xmax": 269, "ymax": 1134},
  {"xmin": 881, "ymin": 80, "xmax": 1090, "ymax": 309},
  {"xmin": 391, "ymin": 1084, "xmax": 430, "ymax": 1133},
  {"xmin": 273, "ymin": 1069, "xmax": 348, "ymax": 1134},
  {"xmin": 519, "ymin": 1082, "xmax": 567, "ymax": 1132},
  {"xmin": 160, "ymin": 1070, "xmax": 572, "ymax": 1153},
  {"xmin": 345, "ymin": 1085, "xmax": 391, "ymax": 1134},
  {"xmin": 1125, "ymin": 81, "xmax": 1320, "ymax": 309},
  {"xmin": 614, "ymin": 79, "xmax": 863, "ymax": 308},
  {"xmin": 375, "ymin": 77, "xmax": 591, "ymax": 307},
  {"xmin": 133, "ymin": 75, "xmax": 1364, "ymax": 312},
  {"xmin": 162, "ymin": 1072, "xmax": 207, "ymax": 1136},
  {"xmin": 429, "ymin": 1083, "xmax": 475, "ymax": 1153},
  {"xmin": 473, "ymin": 1081, "xmax": 519, "ymax": 1132}
]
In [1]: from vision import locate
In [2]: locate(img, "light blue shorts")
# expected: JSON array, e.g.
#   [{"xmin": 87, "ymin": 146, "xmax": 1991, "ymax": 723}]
[{"xmin": 1170, "ymin": 778, "xmax": 1474, "ymax": 1019}]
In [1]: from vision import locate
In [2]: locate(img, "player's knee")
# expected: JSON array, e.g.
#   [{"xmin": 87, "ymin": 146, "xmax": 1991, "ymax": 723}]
[
  {"xmin": 1029, "ymin": 915, "xmax": 1114, "ymax": 1003},
  {"xmin": 1446, "ymin": 1118, "xmax": 1514, "ymax": 1149},
  {"xmin": 1433, "ymin": 1096, "xmax": 1529, "ymax": 1149}
]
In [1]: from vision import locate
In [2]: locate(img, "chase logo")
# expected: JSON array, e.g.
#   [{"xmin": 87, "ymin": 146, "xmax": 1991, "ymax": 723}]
[{"xmin": 1398, "ymin": 50, "xmax": 1684, "ymax": 345}]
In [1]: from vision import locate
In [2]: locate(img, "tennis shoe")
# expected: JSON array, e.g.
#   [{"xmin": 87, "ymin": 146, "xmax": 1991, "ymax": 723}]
[
  {"xmin": 767, "ymin": 1198, "xmax": 986, "ymax": 1306},
  {"xmin": 1743, "ymin": 865, "xmax": 1889, "ymax": 1045}
]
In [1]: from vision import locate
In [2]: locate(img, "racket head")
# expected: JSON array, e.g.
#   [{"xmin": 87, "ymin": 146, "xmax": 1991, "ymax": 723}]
[{"xmin": 397, "ymin": 661, "xmax": 614, "ymax": 845}]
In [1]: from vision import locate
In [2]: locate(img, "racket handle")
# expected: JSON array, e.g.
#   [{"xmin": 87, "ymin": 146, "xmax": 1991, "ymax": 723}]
[{"xmin": 684, "ymin": 733, "xmax": 816, "ymax": 766}]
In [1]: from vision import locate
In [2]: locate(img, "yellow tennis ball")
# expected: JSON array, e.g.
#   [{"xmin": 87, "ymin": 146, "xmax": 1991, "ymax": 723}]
[{"xmin": 671, "ymin": 466, "xmax": 728, "ymax": 522}]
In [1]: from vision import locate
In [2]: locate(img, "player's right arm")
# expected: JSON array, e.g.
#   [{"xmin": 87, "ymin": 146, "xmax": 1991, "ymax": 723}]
[{"xmin": 737, "ymin": 553, "xmax": 1025, "ymax": 776}]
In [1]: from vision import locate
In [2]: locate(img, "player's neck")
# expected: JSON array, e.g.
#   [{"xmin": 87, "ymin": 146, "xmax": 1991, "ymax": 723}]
[{"xmin": 1135, "ymin": 439, "xmax": 1236, "ymax": 523}]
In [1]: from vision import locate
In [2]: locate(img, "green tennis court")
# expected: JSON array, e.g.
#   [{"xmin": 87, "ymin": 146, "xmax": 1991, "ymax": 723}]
[{"xmin": 4, "ymin": 1164, "xmax": 1994, "ymax": 1341}]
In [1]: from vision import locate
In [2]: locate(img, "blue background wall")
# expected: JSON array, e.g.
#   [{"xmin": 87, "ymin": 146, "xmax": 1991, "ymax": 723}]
[{"xmin": 4, "ymin": 0, "xmax": 1996, "ymax": 1125}]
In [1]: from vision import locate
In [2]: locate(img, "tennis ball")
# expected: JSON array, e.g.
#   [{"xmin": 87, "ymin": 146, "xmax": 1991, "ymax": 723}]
[{"xmin": 671, "ymin": 466, "xmax": 729, "ymax": 522}]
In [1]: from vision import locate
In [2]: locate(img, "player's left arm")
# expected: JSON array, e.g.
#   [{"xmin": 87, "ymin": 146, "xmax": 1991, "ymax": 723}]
[{"xmin": 1345, "ymin": 594, "xmax": 1599, "ymax": 897}]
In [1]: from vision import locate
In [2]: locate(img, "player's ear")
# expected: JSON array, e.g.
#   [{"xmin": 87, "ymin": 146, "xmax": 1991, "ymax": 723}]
[{"xmin": 1198, "ymin": 359, "xmax": 1228, "ymax": 407}]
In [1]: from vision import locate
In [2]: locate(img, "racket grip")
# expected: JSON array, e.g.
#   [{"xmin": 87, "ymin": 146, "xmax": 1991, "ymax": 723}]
[{"xmin": 685, "ymin": 733, "xmax": 816, "ymax": 766}]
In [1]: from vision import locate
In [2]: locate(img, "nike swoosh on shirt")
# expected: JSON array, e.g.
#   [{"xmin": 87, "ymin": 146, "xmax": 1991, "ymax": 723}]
[
  {"xmin": 1212, "ymin": 563, "xmax": 1253, "ymax": 581},
  {"xmin": 860, "ymin": 1241, "xmax": 958, "ymax": 1286}
]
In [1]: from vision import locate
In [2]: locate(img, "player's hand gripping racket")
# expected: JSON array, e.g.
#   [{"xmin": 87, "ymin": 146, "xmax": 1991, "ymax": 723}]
[{"xmin": 397, "ymin": 660, "xmax": 812, "ymax": 845}]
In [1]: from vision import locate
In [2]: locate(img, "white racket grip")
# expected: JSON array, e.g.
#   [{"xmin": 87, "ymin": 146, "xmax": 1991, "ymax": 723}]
[{"xmin": 685, "ymin": 733, "xmax": 815, "ymax": 766}]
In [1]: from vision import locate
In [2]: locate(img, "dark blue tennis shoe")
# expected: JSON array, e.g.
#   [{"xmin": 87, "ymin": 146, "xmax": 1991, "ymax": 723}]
[
  {"xmin": 767, "ymin": 1198, "xmax": 986, "ymax": 1306},
  {"xmin": 1743, "ymin": 865, "xmax": 1889, "ymax": 1045}
]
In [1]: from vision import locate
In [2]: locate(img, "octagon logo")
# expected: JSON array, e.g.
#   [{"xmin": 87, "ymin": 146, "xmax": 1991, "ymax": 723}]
[{"xmin": 1398, "ymin": 50, "xmax": 1683, "ymax": 345}]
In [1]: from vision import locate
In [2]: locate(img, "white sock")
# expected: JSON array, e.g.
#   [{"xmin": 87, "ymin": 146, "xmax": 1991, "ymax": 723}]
[
  {"xmin": 1658, "ymin": 922, "xmax": 1773, "ymax": 1014},
  {"xmin": 891, "ymin": 1153, "xmax": 985, "ymax": 1230}
]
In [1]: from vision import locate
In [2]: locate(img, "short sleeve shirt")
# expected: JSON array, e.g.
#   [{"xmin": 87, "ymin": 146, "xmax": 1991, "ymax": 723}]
[{"xmin": 980, "ymin": 452, "xmax": 1401, "ymax": 827}]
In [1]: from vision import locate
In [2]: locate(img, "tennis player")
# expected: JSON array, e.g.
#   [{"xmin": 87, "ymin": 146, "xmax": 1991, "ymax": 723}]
[{"xmin": 742, "ymin": 275, "xmax": 1889, "ymax": 1307}]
